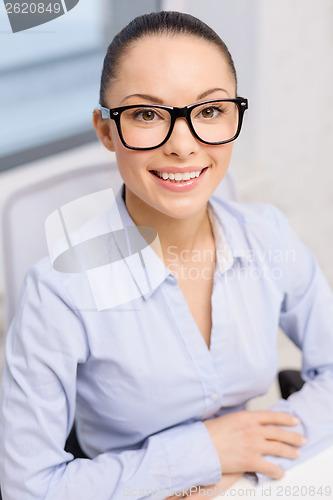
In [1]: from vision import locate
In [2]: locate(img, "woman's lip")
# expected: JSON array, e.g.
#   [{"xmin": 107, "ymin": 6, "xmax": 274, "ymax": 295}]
[
  {"xmin": 148, "ymin": 166, "xmax": 208, "ymax": 174},
  {"xmin": 149, "ymin": 167, "xmax": 208, "ymax": 192}
]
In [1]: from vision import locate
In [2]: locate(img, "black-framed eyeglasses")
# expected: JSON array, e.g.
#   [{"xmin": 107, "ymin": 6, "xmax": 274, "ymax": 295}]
[{"xmin": 99, "ymin": 97, "xmax": 248, "ymax": 151}]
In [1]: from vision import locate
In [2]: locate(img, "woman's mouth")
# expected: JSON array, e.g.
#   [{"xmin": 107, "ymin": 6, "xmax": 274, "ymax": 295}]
[
  {"xmin": 148, "ymin": 167, "xmax": 209, "ymax": 192},
  {"xmin": 150, "ymin": 167, "xmax": 207, "ymax": 182}
]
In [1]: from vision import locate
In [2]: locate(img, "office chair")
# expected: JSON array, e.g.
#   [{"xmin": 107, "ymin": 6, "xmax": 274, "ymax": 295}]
[{"xmin": 278, "ymin": 369, "xmax": 305, "ymax": 399}]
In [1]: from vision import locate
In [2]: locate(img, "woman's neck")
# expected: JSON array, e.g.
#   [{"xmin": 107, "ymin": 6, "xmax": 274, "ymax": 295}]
[{"xmin": 124, "ymin": 185, "xmax": 214, "ymax": 257}]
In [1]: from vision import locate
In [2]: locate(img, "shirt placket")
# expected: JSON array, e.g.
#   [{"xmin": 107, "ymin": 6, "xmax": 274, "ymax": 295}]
[{"xmin": 161, "ymin": 273, "xmax": 223, "ymax": 419}]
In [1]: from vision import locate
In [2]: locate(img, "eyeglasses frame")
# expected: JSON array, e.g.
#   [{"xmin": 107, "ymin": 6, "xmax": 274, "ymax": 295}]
[{"xmin": 99, "ymin": 97, "xmax": 248, "ymax": 151}]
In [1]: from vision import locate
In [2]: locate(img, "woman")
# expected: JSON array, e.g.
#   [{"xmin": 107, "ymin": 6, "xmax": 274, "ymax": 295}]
[{"xmin": 1, "ymin": 11, "xmax": 333, "ymax": 500}]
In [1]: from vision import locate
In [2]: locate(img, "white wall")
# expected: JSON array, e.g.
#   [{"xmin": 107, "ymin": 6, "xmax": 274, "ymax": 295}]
[{"xmin": 248, "ymin": 0, "xmax": 333, "ymax": 287}]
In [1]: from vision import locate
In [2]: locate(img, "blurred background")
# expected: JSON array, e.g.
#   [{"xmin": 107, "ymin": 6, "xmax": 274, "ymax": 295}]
[{"xmin": 0, "ymin": 0, "xmax": 332, "ymax": 405}]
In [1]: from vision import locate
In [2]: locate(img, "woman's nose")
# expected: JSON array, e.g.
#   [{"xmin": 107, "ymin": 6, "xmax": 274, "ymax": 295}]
[{"xmin": 162, "ymin": 117, "xmax": 200, "ymax": 158}]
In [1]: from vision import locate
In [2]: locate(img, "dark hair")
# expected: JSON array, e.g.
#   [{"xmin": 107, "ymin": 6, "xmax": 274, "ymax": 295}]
[{"xmin": 99, "ymin": 11, "xmax": 237, "ymax": 106}]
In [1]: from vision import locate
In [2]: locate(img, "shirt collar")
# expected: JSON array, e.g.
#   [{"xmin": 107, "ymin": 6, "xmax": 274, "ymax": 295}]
[
  {"xmin": 207, "ymin": 200, "xmax": 234, "ymax": 275},
  {"xmin": 207, "ymin": 195, "xmax": 251, "ymax": 270}
]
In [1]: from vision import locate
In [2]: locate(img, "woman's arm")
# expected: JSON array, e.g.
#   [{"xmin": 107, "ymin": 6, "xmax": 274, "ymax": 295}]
[{"xmin": 0, "ymin": 263, "xmax": 222, "ymax": 500}]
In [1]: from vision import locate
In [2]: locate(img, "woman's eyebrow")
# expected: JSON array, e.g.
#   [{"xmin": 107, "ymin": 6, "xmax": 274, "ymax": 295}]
[
  {"xmin": 120, "ymin": 93, "xmax": 164, "ymax": 105},
  {"xmin": 197, "ymin": 88, "xmax": 229, "ymax": 99}
]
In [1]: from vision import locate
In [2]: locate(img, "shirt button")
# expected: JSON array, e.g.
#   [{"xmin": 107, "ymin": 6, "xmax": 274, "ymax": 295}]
[{"xmin": 210, "ymin": 392, "xmax": 219, "ymax": 401}]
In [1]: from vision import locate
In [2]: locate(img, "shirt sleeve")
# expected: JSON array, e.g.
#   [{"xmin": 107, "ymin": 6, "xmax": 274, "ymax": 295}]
[
  {"xmin": 256, "ymin": 206, "xmax": 333, "ymax": 485},
  {"xmin": 0, "ymin": 264, "xmax": 221, "ymax": 500}
]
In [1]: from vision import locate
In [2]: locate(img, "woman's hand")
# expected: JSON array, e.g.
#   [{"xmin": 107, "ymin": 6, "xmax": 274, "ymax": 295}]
[{"xmin": 203, "ymin": 410, "xmax": 306, "ymax": 479}]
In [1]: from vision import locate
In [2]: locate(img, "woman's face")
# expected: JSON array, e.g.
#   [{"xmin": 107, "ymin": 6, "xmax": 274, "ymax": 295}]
[{"xmin": 96, "ymin": 34, "xmax": 237, "ymax": 220}]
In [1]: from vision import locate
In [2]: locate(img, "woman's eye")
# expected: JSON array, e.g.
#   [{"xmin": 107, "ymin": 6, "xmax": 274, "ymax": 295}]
[
  {"xmin": 142, "ymin": 110, "xmax": 155, "ymax": 121},
  {"xmin": 199, "ymin": 107, "xmax": 220, "ymax": 119},
  {"xmin": 136, "ymin": 109, "xmax": 159, "ymax": 121}
]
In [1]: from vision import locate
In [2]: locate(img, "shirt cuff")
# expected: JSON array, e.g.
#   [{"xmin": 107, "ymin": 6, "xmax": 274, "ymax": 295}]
[{"xmin": 158, "ymin": 420, "xmax": 222, "ymax": 494}]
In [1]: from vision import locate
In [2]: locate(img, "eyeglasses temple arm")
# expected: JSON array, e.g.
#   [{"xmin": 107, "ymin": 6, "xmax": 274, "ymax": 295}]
[{"xmin": 97, "ymin": 106, "xmax": 111, "ymax": 119}]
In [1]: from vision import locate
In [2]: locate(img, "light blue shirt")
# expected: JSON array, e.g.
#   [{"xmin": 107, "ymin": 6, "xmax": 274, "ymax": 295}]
[{"xmin": 1, "ymin": 182, "xmax": 333, "ymax": 499}]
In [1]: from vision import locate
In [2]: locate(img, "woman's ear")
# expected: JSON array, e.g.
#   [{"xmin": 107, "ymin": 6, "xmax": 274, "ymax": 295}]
[{"xmin": 92, "ymin": 108, "xmax": 115, "ymax": 152}]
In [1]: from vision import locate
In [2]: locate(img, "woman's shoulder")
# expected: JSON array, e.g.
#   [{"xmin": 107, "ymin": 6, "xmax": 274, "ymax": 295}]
[
  {"xmin": 25, "ymin": 254, "xmax": 78, "ymax": 290},
  {"xmin": 21, "ymin": 253, "xmax": 88, "ymax": 316}
]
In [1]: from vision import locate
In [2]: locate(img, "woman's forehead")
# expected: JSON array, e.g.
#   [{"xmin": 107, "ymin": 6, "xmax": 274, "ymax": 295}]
[
  {"xmin": 123, "ymin": 33, "xmax": 228, "ymax": 69},
  {"xmin": 109, "ymin": 34, "xmax": 235, "ymax": 103}
]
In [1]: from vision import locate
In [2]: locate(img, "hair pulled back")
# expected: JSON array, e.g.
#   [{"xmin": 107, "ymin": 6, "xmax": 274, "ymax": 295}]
[{"xmin": 99, "ymin": 11, "xmax": 237, "ymax": 106}]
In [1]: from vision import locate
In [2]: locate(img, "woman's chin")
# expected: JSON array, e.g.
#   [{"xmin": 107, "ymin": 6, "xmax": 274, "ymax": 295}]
[
  {"xmin": 123, "ymin": 180, "xmax": 212, "ymax": 223},
  {"xmin": 152, "ymin": 201, "xmax": 207, "ymax": 221}
]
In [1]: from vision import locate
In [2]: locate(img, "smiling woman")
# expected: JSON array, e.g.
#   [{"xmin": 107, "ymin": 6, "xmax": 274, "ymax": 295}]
[{"xmin": 1, "ymin": 10, "xmax": 333, "ymax": 500}]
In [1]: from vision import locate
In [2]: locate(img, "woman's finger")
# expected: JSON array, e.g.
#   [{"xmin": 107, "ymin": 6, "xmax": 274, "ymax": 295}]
[
  {"xmin": 263, "ymin": 425, "xmax": 306, "ymax": 447},
  {"xmin": 263, "ymin": 440, "xmax": 301, "ymax": 460},
  {"xmin": 254, "ymin": 410, "xmax": 300, "ymax": 427},
  {"xmin": 255, "ymin": 458, "xmax": 285, "ymax": 480}
]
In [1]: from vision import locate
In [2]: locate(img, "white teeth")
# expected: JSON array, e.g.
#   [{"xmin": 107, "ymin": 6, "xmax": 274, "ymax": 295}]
[{"xmin": 154, "ymin": 170, "xmax": 203, "ymax": 181}]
